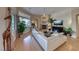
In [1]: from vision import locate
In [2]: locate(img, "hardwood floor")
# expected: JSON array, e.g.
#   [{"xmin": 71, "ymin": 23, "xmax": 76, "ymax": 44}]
[
  {"xmin": 55, "ymin": 37, "xmax": 79, "ymax": 51},
  {"xmin": 14, "ymin": 32, "xmax": 79, "ymax": 51},
  {"xmin": 14, "ymin": 31, "xmax": 42, "ymax": 51}
]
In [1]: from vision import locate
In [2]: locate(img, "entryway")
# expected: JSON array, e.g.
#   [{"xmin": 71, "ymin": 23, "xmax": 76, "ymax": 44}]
[{"xmin": 76, "ymin": 14, "xmax": 79, "ymax": 38}]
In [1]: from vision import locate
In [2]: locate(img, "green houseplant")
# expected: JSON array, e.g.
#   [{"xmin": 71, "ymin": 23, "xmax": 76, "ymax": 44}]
[
  {"xmin": 17, "ymin": 21, "xmax": 26, "ymax": 37},
  {"xmin": 64, "ymin": 27, "xmax": 73, "ymax": 36},
  {"xmin": 48, "ymin": 17, "xmax": 54, "ymax": 29}
]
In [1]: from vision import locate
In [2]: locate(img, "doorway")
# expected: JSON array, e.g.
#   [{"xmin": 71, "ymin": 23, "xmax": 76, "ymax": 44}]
[{"xmin": 76, "ymin": 14, "xmax": 79, "ymax": 38}]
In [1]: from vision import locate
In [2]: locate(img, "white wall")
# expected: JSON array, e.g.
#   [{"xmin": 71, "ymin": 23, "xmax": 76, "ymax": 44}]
[
  {"xmin": 0, "ymin": 8, "xmax": 7, "ymax": 51},
  {"xmin": 71, "ymin": 8, "xmax": 79, "ymax": 31},
  {"xmin": 71, "ymin": 8, "xmax": 79, "ymax": 38}
]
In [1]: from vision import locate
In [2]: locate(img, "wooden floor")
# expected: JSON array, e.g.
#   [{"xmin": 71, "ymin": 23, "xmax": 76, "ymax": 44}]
[
  {"xmin": 14, "ymin": 32, "xmax": 79, "ymax": 51},
  {"xmin": 55, "ymin": 37, "xmax": 79, "ymax": 51},
  {"xmin": 14, "ymin": 31, "xmax": 42, "ymax": 51}
]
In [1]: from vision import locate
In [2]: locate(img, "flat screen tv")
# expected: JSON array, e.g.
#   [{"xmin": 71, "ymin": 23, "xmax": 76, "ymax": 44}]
[{"xmin": 53, "ymin": 20, "xmax": 63, "ymax": 25}]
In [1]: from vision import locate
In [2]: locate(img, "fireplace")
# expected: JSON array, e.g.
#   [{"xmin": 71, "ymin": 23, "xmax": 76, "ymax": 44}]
[{"xmin": 42, "ymin": 25, "xmax": 47, "ymax": 29}]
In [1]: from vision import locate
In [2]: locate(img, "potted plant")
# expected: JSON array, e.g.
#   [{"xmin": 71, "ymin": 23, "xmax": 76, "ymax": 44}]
[
  {"xmin": 17, "ymin": 21, "xmax": 26, "ymax": 37},
  {"xmin": 48, "ymin": 17, "xmax": 54, "ymax": 29},
  {"xmin": 64, "ymin": 27, "xmax": 73, "ymax": 36}
]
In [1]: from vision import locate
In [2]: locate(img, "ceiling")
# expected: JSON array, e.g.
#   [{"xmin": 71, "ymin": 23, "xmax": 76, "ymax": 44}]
[{"xmin": 22, "ymin": 7, "xmax": 76, "ymax": 15}]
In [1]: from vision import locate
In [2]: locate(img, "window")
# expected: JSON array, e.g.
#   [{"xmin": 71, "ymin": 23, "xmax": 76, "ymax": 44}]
[
  {"xmin": 19, "ymin": 17, "xmax": 31, "ymax": 28},
  {"xmin": 11, "ymin": 15, "xmax": 15, "ymax": 31}
]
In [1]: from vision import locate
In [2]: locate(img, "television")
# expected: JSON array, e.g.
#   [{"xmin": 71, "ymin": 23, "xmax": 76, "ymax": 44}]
[{"xmin": 53, "ymin": 20, "xmax": 63, "ymax": 25}]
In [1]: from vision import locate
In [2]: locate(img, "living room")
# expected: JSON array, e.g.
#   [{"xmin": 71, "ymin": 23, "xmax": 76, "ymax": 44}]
[
  {"xmin": 30, "ymin": 7, "xmax": 79, "ymax": 51},
  {"xmin": 0, "ymin": 7, "xmax": 79, "ymax": 51},
  {"xmin": 31, "ymin": 7, "xmax": 79, "ymax": 38}
]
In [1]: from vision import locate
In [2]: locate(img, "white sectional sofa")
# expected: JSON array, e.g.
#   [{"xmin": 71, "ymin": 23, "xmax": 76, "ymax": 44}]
[{"xmin": 32, "ymin": 29, "xmax": 67, "ymax": 51}]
